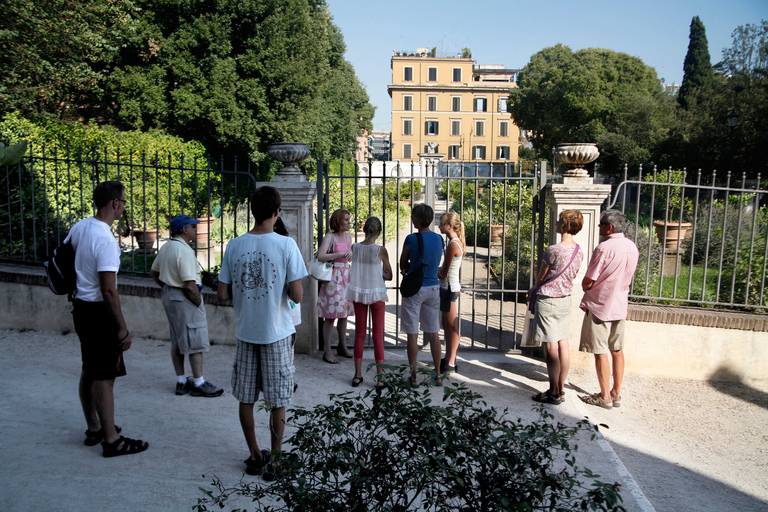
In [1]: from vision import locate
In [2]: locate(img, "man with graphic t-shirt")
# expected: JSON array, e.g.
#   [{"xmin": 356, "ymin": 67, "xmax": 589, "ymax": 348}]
[
  {"xmin": 67, "ymin": 181, "xmax": 148, "ymax": 457},
  {"xmin": 217, "ymin": 186, "xmax": 307, "ymax": 480}
]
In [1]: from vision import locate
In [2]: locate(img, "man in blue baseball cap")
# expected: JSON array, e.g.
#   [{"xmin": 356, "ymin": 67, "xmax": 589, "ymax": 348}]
[{"xmin": 150, "ymin": 215, "xmax": 223, "ymax": 397}]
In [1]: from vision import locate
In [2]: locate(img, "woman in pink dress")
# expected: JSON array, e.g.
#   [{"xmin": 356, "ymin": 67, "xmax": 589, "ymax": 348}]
[{"xmin": 316, "ymin": 209, "xmax": 354, "ymax": 363}]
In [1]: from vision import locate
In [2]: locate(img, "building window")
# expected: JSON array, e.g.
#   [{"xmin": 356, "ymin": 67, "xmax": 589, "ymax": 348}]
[
  {"xmin": 449, "ymin": 145, "xmax": 461, "ymax": 160},
  {"xmin": 474, "ymin": 97, "xmax": 487, "ymax": 112},
  {"xmin": 425, "ymin": 120, "xmax": 439, "ymax": 135},
  {"xmin": 498, "ymin": 97, "xmax": 508, "ymax": 112},
  {"xmin": 428, "ymin": 67, "xmax": 437, "ymax": 82},
  {"xmin": 403, "ymin": 95, "xmax": 412, "ymax": 111},
  {"xmin": 452, "ymin": 96, "xmax": 461, "ymax": 112},
  {"xmin": 451, "ymin": 120, "xmax": 461, "ymax": 136},
  {"xmin": 403, "ymin": 144, "xmax": 412, "ymax": 159},
  {"xmin": 403, "ymin": 119, "xmax": 412, "ymax": 136},
  {"xmin": 475, "ymin": 120, "xmax": 485, "ymax": 137},
  {"xmin": 452, "ymin": 68, "xmax": 462, "ymax": 82},
  {"xmin": 499, "ymin": 120, "xmax": 509, "ymax": 137},
  {"xmin": 428, "ymin": 96, "xmax": 437, "ymax": 112},
  {"xmin": 473, "ymin": 145, "xmax": 486, "ymax": 160},
  {"xmin": 497, "ymin": 146, "xmax": 510, "ymax": 159},
  {"xmin": 404, "ymin": 67, "xmax": 413, "ymax": 81}
]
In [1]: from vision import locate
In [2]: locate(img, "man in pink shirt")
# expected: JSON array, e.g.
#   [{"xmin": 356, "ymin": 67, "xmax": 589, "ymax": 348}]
[{"xmin": 579, "ymin": 210, "xmax": 639, "ymax": 409}]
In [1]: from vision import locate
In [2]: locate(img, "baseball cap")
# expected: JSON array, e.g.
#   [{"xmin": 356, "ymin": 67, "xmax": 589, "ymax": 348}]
[{"xmin": 170, "ymin": 215, "xmax": 200, "ymax": 231}]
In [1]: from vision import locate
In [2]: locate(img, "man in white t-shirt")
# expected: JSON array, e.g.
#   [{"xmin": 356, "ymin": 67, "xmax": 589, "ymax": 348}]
[
  {"xmin": 150, "ymin": 215, "xmax": 222, "ymax": 398},
  {"xmin": 217, "ymin": 186, "xmax": 307, "ymax": 480},
  {"xmin": 67, "ymin": 181, "xmax": 148, "ymax": 457}
]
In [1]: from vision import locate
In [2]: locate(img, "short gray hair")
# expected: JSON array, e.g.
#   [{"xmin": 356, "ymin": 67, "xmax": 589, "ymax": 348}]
[{"xmin": 601, "ymin": 209, "xmax": 627, "ymax": 233}]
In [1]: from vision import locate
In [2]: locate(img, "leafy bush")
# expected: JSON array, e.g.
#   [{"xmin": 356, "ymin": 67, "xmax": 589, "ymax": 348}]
[
  {"xmin": 641, "ymin": 169, "xmax": 694, "ymax": 221},
  {"xmin": 194, "ymin": 365, "xmax": 624, "ymax": 512},
  {"xmin": 682, "ymin": 197, "xmax": 768, "ymax": 307},
  {"xmin": 385, "ymin": 179, "xmax": 422, "ymax": 201}
]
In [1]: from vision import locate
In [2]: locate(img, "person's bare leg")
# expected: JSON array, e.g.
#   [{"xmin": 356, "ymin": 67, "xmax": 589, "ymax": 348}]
[
  {"xmin": 444, "ymin": 303, "xmax": 459, "ymax": 366},
  {"xmin": 406, "ymin": 333, "xmax": 419, "ymax": 378},
  {"xmin": 427, "ymin": 332, "xmax": 441, "ymax": 380},
  {"xmin": 610, "ymin": 349, "xmax": 624, "ymax": 398},
  {"xmin": 336, "ymin": 318, "xmax": 350, "ymax": 356},
  {"xmin": 557, "ymin": 339, "xmax": 570, "ymax": 394},
  {"xmin": 354, "ymin": 360, "xmax": 363, "ymax": 380},
  {"xmin": 79, "ymin": 372, "xmax": 101, "ymax": 432},
  {"xmin": 239, "ymin": 402, "xmax": 260, "ymax": 460},
  {"xmin": 544, "ymin": 342, "xmax": 560, "ymax": 394},
  {"xmin": 189, "ymin": 352, "xmax": 203, "ymax": 380},
  {"xmin": 92, "ymin": 378, "xmax": 119, "ymax": 443},
  {"xmin": 171, "ymin": 346, "xmax": 185, "ymax": 377},
  {"xmin": 322, "ymin": 318, "xmax": 336, "ymax": 359},
  {"xmin": 594, "ymin": 353, "xmax": 612, "ymax": 400},
  {"xmin": 269, "ymin": 407, "xmax": 286, "ymax": 453}
]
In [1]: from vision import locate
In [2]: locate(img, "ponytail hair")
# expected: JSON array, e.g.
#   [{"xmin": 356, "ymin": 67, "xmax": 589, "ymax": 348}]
[{"xmin": 441, "ymin": 211, "xmax": 465, "ymax": 250}]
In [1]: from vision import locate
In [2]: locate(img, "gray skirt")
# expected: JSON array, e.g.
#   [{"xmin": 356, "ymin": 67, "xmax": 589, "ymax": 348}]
[{"xmin": 535, "ymin": 295, "xmax": 572, "ymax": 343}]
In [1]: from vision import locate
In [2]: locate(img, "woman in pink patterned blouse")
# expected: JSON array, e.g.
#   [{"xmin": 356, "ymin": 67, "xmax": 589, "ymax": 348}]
[{"xmin": 527, "ymin": 209, "xmax": 584, "ymax": 405}]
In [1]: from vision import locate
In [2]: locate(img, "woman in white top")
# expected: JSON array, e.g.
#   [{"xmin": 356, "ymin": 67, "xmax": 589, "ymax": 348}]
[
  {"xmin": 438, "ymin": 211, "xmax": 465, "ymax": 374},
  {"xmin": 346, "ymin": 217, "xmax": 393, "ymax": 387}
]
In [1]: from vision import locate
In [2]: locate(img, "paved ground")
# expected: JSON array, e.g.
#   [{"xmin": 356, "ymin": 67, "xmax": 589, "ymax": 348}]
[{"xmin": 0, "ymin": 328, "xmax": 659, "ymax": 512}]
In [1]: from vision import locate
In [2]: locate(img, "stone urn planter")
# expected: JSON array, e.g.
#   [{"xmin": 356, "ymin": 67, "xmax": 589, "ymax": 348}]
[
  {"xmin": 133, "ymin": 228, "xmax": 159, "ymax": 250},
  {"xmin": 553, "ymin": 143, "xmax": 600, "ymax": 178},
  {"xmin": 653, "ymin": 220, "xmax": 692, "ymax": 249},
  {"xmin": 268, "ymin": 142, "xmax": 311, "ymax": 182},
  {"xmin": 489, "ymin": 224, "xmax": 505, "ymax": 244}
]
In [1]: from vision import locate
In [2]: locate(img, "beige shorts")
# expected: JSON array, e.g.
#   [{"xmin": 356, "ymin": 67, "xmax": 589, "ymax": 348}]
[
  {"xmin": 161, "ymin": 286, "xmax": 210, "ymax": 355},
  {"xmin": 400, "ymin": 285, "xmax": 440, "ymax": 334},
  {"xmin": 579, "ymin": 310, "xmax": 625, "ymax": 354}
]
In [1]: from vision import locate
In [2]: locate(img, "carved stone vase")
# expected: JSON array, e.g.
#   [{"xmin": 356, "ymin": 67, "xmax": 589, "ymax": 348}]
[
  {"xmin": 268, "ymin": 142, "xmax": 311, "ymax": 182},
  {"xmin": 553, "ymin": 143, "xmax": 600, "ymax": 178}
]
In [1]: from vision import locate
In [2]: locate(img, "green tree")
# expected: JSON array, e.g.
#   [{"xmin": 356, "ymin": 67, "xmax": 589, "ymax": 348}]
[
  {"xmin": 509, "ymin": 45, "xmax": 674, "ymax": 174},
  {"xmin": 104, "ymin": 0, "xmax": 374, "ymax": 177},
  {"xmin": 678, "ymin": 16, "xmax": 714, "ymax": 110},
  {"xmin": 0, "ymin": 0, "xmax": 138, "ymax": 121}
]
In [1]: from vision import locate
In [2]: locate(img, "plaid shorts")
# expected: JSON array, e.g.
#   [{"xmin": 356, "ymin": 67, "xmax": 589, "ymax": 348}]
[{"xmin": 231, "ymin": 335, "xmax": 295, "ymax": 408}]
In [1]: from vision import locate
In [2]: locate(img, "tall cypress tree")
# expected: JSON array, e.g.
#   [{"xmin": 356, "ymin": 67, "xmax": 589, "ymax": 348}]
[{"xmin": 678, "ymin": 16, "xmax": 714, "ymax": 109}]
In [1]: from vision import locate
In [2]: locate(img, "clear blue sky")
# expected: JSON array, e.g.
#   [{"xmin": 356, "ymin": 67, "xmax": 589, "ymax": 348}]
[{"xmin": 325, "ymin": 0, "xmax": 767, "ymax": 132}]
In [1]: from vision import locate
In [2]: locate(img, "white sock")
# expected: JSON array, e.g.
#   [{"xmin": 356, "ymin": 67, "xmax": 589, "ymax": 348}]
[
  {"xmin": 193, "ymin": 377, "xmax": 205, "ymax": 387},
  {"xmin": 177, "ymin": 376, "xmax": 187, "ymax": 384}
]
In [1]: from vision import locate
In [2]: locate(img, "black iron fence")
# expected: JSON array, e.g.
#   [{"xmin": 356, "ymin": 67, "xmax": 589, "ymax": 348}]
[
  {"xmin": 607, "ymin": 165, "xmax": 768, "ymax": 311},
  {"xmin": 317, "ymin": 159, "xmax": 546, "ymax": 350},
  {"xmin": 1, "ymin": 145, "xmax": 256, "ymax": 273}
]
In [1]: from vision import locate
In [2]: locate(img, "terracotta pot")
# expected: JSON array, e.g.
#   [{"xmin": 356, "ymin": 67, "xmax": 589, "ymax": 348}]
[
  {"xmin": 653, "ymin": 220, "xmax": 692, "ymax": 249},
  {"xmin": 489, "ymin": 224, "xmax": 505, "ymax": 244},
  {"xmin": 133, "ymin": 229, "xmax": 159, "ymax": 250},
  {"xmin": 195, "ymin": 216, "xmax": 215, "ymax": 247}
]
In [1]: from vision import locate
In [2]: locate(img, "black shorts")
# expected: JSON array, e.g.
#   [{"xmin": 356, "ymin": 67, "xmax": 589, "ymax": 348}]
[
  {"xmin": 439, "ymin": 287, "xmax": 459, "ymax": 313},
  {"xmin": 73, "ymin": 300, "xmax": 126, "ymax": 381}
]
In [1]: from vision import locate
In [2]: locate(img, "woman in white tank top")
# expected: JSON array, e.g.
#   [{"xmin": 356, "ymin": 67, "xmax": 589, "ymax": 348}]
[
  {"xmin": 438, "ymin": 212, "xmax": 465, "ymax": 374},
  {"xmin": 345, "ymin": 217, "xmax": 393, "ymax": 387}
]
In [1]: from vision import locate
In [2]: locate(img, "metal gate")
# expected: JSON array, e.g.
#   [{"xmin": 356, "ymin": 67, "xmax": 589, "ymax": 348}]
[{"xmin": 317, "ymin": 159, "xmax": 546, "ymax": 352}]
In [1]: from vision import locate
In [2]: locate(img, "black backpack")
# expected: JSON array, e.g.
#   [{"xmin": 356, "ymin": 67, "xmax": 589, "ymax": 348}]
[{"xmin": 44, "ymin": 240, "xmax": 76, "ymax": 296}]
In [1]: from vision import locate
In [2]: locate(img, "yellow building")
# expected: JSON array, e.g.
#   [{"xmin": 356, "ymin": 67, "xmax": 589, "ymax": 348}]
[{"xmin": 389, "ymin": 48, "xmax": 519, "ymax": 163}]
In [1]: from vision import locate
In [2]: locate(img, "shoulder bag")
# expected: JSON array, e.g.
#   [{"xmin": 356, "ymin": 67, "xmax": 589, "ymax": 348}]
[
  {"xmin": 400, "ymin": 233, "xmax": 425, "ymax": 298},
  {"xmin": 308, "ymin": 235, "xmax": 335, "ymax": 282}
]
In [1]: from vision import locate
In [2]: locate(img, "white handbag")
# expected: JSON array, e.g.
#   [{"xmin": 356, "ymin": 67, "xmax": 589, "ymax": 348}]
[
  {"xmin": 308, "ymin": 237, "xmax": 334, "ymax": 282},
  {"xmin": 520, "ymin": 305, "xmax": 541, "ymax": 348}
]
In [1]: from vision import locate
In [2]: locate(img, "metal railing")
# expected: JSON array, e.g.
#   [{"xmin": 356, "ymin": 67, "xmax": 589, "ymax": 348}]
[
  {"xmin": 1, "ymin": 145, "xmax": 256, "ymax": 273},
  {"xmin": 318, "ymin": 159, "xmax": 545, "ymax": 351},
  {"xmin": 607, "ymin": 165, "xmax": 768, "ymax": 311}
]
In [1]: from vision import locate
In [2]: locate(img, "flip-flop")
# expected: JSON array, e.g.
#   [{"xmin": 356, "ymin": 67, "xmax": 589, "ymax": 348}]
[
  {"xmin": 580, "ymin": 393, "xmax": 613, "ymax": 409},
  {"xmin": 351, "ymin": 376, "xmax": 363, "ymax": 387},
  {"xmin": 322, "ymin": 353, "xmax": 339, "ymax": 364}
]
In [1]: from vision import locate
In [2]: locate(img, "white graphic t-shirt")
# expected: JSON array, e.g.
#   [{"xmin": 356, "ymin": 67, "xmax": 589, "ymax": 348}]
[{"xmin": 219, "ymin": 232, "xmax": 307, "ymax": 344}]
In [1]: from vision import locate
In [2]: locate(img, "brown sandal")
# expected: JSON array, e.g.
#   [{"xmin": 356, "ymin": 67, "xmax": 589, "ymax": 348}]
[{"xmin": 580, "ymin": 393, "xmax": 613, "ymax": 409}]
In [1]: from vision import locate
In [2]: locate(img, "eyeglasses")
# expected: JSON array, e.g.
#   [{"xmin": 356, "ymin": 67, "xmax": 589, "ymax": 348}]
[{"xmin": 115, "ymin": 198, "xmax": 127, "ymax": 204}]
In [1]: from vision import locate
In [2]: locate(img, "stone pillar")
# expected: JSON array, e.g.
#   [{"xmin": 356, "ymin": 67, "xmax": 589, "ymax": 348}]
[
  {"xmin": 545, "ymin": 177, "xmax": 611, "ymax": 274},
  {"xmin": 253, "ymin": 179, "xmax": 317, "ymax": 355}
]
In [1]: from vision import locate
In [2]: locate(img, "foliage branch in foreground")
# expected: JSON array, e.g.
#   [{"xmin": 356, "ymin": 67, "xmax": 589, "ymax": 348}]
[{"xmin": 194, "ymin": 366, "xmax": 624, "ymax": 512}]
